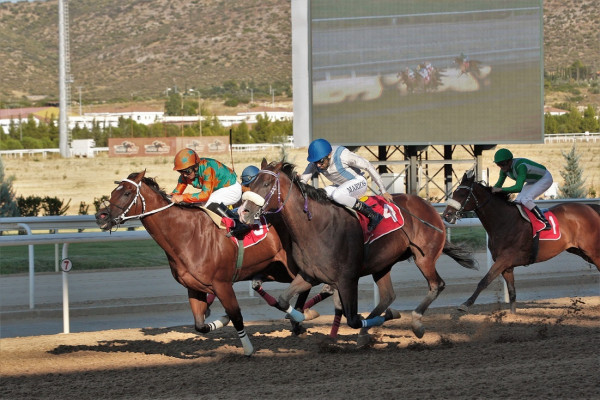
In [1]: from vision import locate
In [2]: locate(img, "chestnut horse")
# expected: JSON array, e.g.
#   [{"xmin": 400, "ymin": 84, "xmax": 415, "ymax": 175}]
[
  {"xmin": 95, "ymin": 171, "xmax": 317, "ymax": 356},
  {"xmin": 443, "ymin": 170, "xmax": 600, "ymax": 313},
  {"xmin": 239, "ymin": 160, "xmax": 477, "ymax": 340}
]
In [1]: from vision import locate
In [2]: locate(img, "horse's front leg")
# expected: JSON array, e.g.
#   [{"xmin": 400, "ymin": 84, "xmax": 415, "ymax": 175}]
[
  {"xmin": 213, "ymin": 282, "xmax": 253, "ymax": 356},
  {"xmin": 459, "ymin": 259, "xmax": 511, "ymax": 313},
  {"xmin": 357, "ymin": 272, "xmax": 401, "ymax": 347},
  {"xmin": 188, "ymin": 289, "xmax": 229, "ymax": 333},
  {"xmin": 278, "ymin": 274, "xmax": 313, "ymax": 322},
  {"xmin": 501, "ymin": 268, "xmax": 517, "ymax": 313}
]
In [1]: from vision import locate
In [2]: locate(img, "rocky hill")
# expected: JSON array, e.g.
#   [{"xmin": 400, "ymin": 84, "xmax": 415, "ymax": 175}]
[{"xmin": 0, "ymin": 0, "xmax": 598, "ymax": 105}]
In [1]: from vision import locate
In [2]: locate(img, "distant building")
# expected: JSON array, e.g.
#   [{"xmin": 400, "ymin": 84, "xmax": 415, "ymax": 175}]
[{"xmin": 543, "ymin": 106, "xmax": 568, "ymax": 116}]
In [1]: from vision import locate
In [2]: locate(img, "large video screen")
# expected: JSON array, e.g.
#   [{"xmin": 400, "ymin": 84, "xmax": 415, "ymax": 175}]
[{"xmin": 310, "ymin": 0, "xmax": 543, "ymax": 145}]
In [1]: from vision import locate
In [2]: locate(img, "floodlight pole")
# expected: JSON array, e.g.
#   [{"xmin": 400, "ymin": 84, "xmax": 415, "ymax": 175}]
[{"xmin": 58, "ymin": 0, "xmax": 70, "ymax": 158}]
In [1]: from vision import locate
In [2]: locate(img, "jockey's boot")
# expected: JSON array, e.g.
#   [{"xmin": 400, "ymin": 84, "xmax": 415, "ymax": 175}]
[
  {"xmin": 531, "ymin": 206, "xmax": 551, "ymax": 231},
  {"xmin": 352, "ymin": 200, "xmax": 384, "ymax": 232},
  {"xmin": 208, "ymin": 203, "xmax": 252, "ymax": 237}
]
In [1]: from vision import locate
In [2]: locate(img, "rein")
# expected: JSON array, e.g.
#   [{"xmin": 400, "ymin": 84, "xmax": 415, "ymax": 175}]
[
  {"xmin": 109, "ymin": 178, "xmax": 175, "ymax": 228},
  {"xmin": 448, "ymin": 179, "xmax": 492, "ymax": 217}
]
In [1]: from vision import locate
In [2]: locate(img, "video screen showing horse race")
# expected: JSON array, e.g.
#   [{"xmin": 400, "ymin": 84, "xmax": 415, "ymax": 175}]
[{"xmin": 310, "ymin": 0, "xmax": 543, "ymax": 145}]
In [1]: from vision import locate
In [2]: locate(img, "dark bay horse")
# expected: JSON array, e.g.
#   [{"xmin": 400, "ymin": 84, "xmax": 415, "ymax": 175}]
[
  {"xmin": 454, "ymin": 56, "xmax": 484, "ymax": 80},
  {"xmin": 443, "ymin": 170, "xmax": 600, "ymax": 313},
  {"xmin": 95, "ymin": 171, "xmax": 309, "ymax": 356},
  {"xmin": 239, "ymin": 160, "xmax": 477, "ymax": 340}
]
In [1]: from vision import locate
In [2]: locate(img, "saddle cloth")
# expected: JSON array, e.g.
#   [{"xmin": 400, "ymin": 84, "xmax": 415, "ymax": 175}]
[
  {"xmin": 357, "ymin": 196, "xmax": 405, "ymax": 244},
  {"xmin": 519, "ymin": 205, "xmax": 561, "ymax": 240}
]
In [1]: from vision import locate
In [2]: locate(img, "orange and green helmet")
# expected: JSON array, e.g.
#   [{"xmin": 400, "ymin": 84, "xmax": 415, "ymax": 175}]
[{"xmin": 173, "ymin": 148, "xmax": 199, "ymax": 171}]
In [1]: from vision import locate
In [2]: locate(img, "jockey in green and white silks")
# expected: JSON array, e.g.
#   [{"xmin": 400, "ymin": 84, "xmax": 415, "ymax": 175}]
[
  {"xmin": 492, "ymin": 148, "xmax": 553, "ymax": 230},
  {"xmin": 300, "ymin": 139, "xmax": 393, "ymax": 232}
]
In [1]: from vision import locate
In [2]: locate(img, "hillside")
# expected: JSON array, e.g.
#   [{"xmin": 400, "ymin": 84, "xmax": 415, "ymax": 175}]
[{"xmin": 0, "ymin": 0, "xmax": 598, "ymax": 105}]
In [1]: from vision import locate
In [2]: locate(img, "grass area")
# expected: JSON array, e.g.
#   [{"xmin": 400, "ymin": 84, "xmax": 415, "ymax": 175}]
[
  {"xmin": 0, "ymin": 240, "xmax": 168, "ymax": 275},
  {"xmin": 0, "ymin": 229, "xmax": 486, "ymax": 275},
  {"xmin": 446, "ymin": 226, "xmax": 487, "ymax": 252}
]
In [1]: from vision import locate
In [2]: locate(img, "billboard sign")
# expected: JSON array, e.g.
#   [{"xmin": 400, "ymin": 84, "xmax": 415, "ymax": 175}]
[{"xmin": 310, "ymin": 0, "xmax": 543, "ymax": 145}]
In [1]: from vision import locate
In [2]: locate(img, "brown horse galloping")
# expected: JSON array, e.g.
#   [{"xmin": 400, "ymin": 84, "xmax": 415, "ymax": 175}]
[
  {"xmin": 95, "ymin": 171, "xmax": 311, "ymax": 356},
  {"xmin": 239, "ymin": 160, "xmax": 477, "ymax": 342},
  {"xmin": 443, "ymin": 170, "xmax": 600, "ymax": 313}
]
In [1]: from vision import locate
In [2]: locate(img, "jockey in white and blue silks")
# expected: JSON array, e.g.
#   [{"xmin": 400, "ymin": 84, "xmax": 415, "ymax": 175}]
[{"xmin": 300, "ymin": 138, "xmax": 393, "ymax": 232}]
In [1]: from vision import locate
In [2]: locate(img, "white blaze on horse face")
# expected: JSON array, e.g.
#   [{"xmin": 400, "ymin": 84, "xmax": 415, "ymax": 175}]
[{"xmin": 116, "ymin": 185, "xmax": 124, "ymax": 191}]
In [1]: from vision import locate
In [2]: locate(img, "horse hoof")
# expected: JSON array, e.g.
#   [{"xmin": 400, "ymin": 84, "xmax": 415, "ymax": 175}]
[
  {"xmin": 357, "ymin": 333, "xmax": 374, "ymax": 348},
  {"xmin": 457, "ymin": 304, "xmax": 469, "ymax": 313},
  {"xmin": 385, "ymin": 308, "xmax": 401, "ymax": 321},
  {"xmin": 291, "ymin": 323, "xmax": 307, "ymax": 336},
  {"xmin": 412, "ymin": 325, "xmax": 425, "ymax": 339},
  {"xmin": 303, "ymin": 309, "xmax": 320, "ymax": 321}
]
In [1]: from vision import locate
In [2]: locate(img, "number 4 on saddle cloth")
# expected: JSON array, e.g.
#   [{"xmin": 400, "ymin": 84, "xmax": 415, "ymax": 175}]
[
  {"xmin": 356, "ymin": 196, "xmax": 405, "ymax": 244},
  {"xmin": 519, "ymin": 205, "xmax": 561, "ymax": 240}
]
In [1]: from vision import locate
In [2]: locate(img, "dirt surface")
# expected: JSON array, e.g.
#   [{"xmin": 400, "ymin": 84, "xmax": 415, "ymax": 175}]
[{"xmin": 1, "ymin": 296, "xmax": 598, "ymax": 400}]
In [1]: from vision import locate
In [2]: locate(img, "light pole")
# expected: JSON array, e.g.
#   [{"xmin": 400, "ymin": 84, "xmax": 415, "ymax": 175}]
[{"xmin": 77, "ymin": 86, "xmax": 82, "ymax": 116}]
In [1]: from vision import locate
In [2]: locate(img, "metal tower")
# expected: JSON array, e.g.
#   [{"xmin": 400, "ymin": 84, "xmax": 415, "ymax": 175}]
[{"xmin": 58, "ymin": 0, "xmax": 72, "ymax": 157}]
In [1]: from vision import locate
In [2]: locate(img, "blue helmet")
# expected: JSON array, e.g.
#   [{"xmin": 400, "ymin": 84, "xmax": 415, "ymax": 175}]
[
  {"xmin": 307, "ymin": 138, "xmax": 332, "ymax": 162},
  {"xmin": 241, "ymin": 165, "xmax": 259, "ymax": 186}
]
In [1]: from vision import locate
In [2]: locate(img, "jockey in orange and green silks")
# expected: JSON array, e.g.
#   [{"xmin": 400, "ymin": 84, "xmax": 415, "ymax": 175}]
[{"xmin": 171, "ymin": 149, "xmax": 240, "ymax": 207}]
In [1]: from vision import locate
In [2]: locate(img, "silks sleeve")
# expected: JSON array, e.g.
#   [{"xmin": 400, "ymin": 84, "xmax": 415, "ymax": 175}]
[{"xmin": 500, "ymin": 164, "xmax": 527, "ymax": 193}]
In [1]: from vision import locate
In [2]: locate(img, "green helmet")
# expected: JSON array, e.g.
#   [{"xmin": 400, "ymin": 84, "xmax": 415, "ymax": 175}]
[{"xmin": 494, "ymin": 148, "xmax": 513, "ymax": 163}]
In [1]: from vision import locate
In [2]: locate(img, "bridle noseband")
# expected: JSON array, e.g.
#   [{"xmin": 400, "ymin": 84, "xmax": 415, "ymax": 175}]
[
  {"xmin": 248, "ymin": 169, "xmax": 299, "ymax": 218},
  {"xmin": 447, "ymin": 179, "xmax": 491, "ymax": 217},
  {"xmin": 107, "ymin": 178, "xmax": 174, "ymax": 229}
]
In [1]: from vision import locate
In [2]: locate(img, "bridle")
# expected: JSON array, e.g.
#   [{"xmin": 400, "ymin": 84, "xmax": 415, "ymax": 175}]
[
  {"xmin": 446, "ymin": 178, "xmax": 491, "ymax": 217},
  {"xmin": 106, "ymin": 178, "xmax": 174, "ymax": 229},
  {"xmin": 248, "ymin": 169, "xmax": 296, "ymax": 218}
]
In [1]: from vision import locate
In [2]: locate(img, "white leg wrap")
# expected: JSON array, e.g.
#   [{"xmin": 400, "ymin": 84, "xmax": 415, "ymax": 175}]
[{"xmin": 238, "ymin": 329, "xmax": 254, "ymax": 356}]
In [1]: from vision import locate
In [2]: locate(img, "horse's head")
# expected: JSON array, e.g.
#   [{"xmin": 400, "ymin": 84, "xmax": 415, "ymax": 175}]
[
  {"xmin": 443, "ymin": 169, "xmax": 477, "ymax": 224},
  {"xmin": 237, "ymin": 159, "xmax": 290, "ymax": 224},
  {"xmin": 95, "ymin": 170, "xmax": 147, "ymax": 231}
]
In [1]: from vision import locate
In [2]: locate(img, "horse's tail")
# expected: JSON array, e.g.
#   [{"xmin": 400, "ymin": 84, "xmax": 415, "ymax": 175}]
[{"xmin": 443, "ymin": 240, "xmax": 479, "ymax": 270}]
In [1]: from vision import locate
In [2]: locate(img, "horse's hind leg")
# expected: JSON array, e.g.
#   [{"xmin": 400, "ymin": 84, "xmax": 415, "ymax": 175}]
[
  {"xmin": 412, "ymin": 257, "xmax": 445, "ymax": 338},
  {"xmin": 502, "ymin": 268, "xmax": 517, "ymax": 313}
]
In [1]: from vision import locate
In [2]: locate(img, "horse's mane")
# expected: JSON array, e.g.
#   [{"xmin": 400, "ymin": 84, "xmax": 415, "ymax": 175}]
[
  {"xmin": 277, "ymin": 161, "xmax": 331, "ymax": 204},
  {"xmin": 126, "ymin": 172, "xmax": 197, "ymax": 209},
  {"xmin": 474, "ymin": 180, "xmax": 513, "ymax": 203}
]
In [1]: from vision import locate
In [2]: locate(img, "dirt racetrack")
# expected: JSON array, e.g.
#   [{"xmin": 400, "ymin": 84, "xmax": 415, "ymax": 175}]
[{"xmin": 1, "ymin": 296, "xmax": 598, "ymax": 400}]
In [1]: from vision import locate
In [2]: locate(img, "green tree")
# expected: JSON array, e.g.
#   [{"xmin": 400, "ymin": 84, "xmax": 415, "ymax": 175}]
[
  {"xmin": 557, "ymin": 144, "xmax": 586, "ymax": 198},
  {"xmin": 563, "ymin": 107, "xmax": 582, "ymax": 133},
  {"xmin": 0, "ymin": 157, "xmax": 20, "ymax": 217},
  {"xmin": 165, "ymin": 93, "xmax": 182, "ymax": 116},
  {"xmin": 581, "ymin": 105, "xmax": 599, "ymax": 133}
]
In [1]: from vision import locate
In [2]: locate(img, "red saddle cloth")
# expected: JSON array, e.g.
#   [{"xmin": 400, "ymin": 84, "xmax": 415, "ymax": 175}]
[
  {"xmin": 357, "ymin": 196, "xmax": 405, "ymax": 244},
  {"xmin": 222, "ymin": 216, "xmax": 269, "ymax": 247},
  {"xmin": 522, "ymin": 207, "xmax": 561, "ymax": 240}
]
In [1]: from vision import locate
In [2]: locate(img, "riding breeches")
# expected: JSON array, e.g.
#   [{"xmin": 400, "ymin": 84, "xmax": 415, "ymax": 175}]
[
  {"xmin": 516, "ymin": 170, "xmax": 553, "ymax": 210},
  {"xmin": 205, "ymin": 182, "xmax": 242, "ymax": 208},
  {"xmin": 324, "ymin": 176, "xmax": 368, "ymax": 208}
]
